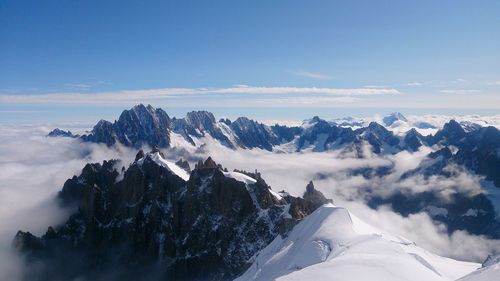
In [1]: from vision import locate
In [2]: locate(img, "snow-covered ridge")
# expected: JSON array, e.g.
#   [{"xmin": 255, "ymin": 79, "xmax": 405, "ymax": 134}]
[
  {"xmin": 137, "ymin": 151, "xmax": 190, "ymax": 181},
  {"xmin": 237, "ymin": 204, "xmax": 480, "ymax": 281}
]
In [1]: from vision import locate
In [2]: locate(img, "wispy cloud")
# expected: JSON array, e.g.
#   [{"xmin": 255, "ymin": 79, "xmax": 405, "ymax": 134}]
[
  {"xmin": 0, "ymin": 85, "xmax": 400, "ymax": 104},
  {"xmin": 290, "ymin": 70, "xmax": 332, "ymax": 80},
  {"xmin": 65, "ymin": 81, "xmax": 108, "ymax": 90},
  {"xmin": 440, "ymin": 89, "xmax": 480, "ymax": 95},
  {"xmin": 407, "ymin": 82, "xmax": 423, "ymax": 86}
]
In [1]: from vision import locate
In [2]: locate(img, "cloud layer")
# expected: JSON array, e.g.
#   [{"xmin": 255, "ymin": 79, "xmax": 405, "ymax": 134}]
[
  {"xmin": 0, "ymin": 85, "xmax": 400, "ymax": 105},
  {"xmin": 0, "ymin": 122, "xmax": 499, "ymax": 280}
]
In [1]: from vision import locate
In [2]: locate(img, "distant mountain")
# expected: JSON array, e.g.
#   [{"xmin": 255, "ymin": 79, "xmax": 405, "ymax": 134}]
[
  {"xmin": 383, "ymin": 111, "xmax": 408, "ymax": 126},
  {"xmin": 47, "ymin": 128, "xmax": 78, "ymax": 138},
  {"xmin": 14, "ymin": 148, "xmax": 331, "ymax": 281},
  {"xmin": 81, "ymin": 104, "xmax": 172, "ymax": 147}
]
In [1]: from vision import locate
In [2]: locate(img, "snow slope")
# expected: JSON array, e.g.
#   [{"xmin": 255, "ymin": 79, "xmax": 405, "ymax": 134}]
[
  {"xmin": 138, "ymin": 152, "xmax": 191, "ymax": 181},
  {"xmin": 236, "ymin": 204, "xmax": 480, "ymax": 281},
  {"xmin": 458, "ymin": 254, "xmax": 500, "ymax": 281}
]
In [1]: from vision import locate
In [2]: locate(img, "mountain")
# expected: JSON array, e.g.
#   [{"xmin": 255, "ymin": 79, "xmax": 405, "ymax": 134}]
[
  {"xmin": 236, "ymin": 204, "xmax": 479, "ymax": 281},
  {"xmin": 383, "ymin": 112, "xmax": 408, "ymax": 126},
  {"xmin": 47, "ymin": 128, "xmax": 78, "ymax": 138},
  {"xmin": 81, "ymin": 104, "xmax": 172, "ymax": 147},
  {"xmin": 49, "ymin": 105, "xmax": 497, "ymax": 165},
  {"xmin": 13, "ymin": 148, "xmax": 331, "ymax": 281},
  {"xmin": 47, "ymin": 105, "xmax": 500, "ymax": 237}
]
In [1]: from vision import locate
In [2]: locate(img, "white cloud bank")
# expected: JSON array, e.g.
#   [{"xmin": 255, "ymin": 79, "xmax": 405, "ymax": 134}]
[
  {"xmin": 0, "ymin": 124, "xmax": 138, "ymax": 281},
  {"xmin": 0, "ymin": 85, "xmax": 400, "ymax": 105}
]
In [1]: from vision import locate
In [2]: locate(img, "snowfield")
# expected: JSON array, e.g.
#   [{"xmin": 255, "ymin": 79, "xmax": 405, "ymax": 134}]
[{"xmin": 236, "ymin": 204, "xmax": 481, "ymax": 281}]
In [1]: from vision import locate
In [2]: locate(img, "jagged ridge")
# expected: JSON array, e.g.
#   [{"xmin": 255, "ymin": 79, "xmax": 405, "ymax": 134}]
[{"xmin": 14, "ymin": 148, "xmax": 331, "ymax": 281}]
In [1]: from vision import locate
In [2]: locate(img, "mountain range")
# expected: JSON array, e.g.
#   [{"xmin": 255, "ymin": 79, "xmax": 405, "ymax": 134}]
[
  {"xmin": 48, "ymin": 105, "xmax": 500, "ymax": 238},
  {"xmin": 23, "ymin": 104, "xmax": 499, "ymax": 280},
  {"xmin": 15, "ymin": 147, "xmax": 332, "ymax": 281},
  {"xmin": 13, "ymin": 146, "xmax": 499, "ymax": 281}
]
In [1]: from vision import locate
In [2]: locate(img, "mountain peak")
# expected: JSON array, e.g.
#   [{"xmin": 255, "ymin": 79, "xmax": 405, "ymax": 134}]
[
  {"xmin": 47, "ymin": 128, "xmax": 76, "ymax": 138},
  {"xmin": 383, "ymin": 112, "xmax": 408, "ymax": 126},
  {"xmin": 195, "ymin": 156, "xmax": 219, "ymax": 170},
  {"xmin": 443, "ymin": 119, "xmax": 465, "ymax": 132},
  {"xmin": 306, "ymin": 180, "xmax": 315, "ymax": 192},
  {"xmin": 432, "ymin": 119, "xmax": 466, "ymax": 145}
]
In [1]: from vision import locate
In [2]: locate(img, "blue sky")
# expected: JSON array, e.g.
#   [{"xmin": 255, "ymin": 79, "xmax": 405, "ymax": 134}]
[{"xmin": 1, "ymin": 0, "xmax": 499, "ymax": 123}]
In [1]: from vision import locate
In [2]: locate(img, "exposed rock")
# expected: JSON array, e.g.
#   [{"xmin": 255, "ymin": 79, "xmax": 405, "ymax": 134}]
[
  {"xmin": 135, "ymin": 149, "xmax": 145, "ymax": 162},
  {"xmin": 14, "ymin": 153, "xmax": 332, "ymax": 281},
  {"xmin": 175, "ymin": 158, "xmax": 191, "ymax": 173}
]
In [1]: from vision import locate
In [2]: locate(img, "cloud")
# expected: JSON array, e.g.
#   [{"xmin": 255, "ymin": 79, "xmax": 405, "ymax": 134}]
[
  {"xmin": 1, "ymin": 120, "xmax": 498, "ymax": 280},
  {"xmin": 440, "ymin": 89, "xmax": 481, "ymax": 95},
  {"xmin": 0, "ymin": 124, "xmax": 138, "ymax": 281},
  {"xmin": 0, "ymin": 85, "xmax": 400, "ymax": 105},
  {"xmin": 290, "ymin": 70, "xmax": 332, "ymax": 80},
  {"xmin": 407, "ymin": 82, "xmax": 423, "ymax": 86},
  {"xmin": 65, "ymin": 81, "xmax": 108, "ymax": 90},
  {"xmin": 451, "ymin": 79, "xmax": 467, "ymax": 84},
  {"xmin": 188, "ymin": 139, "xmax": 499, "ymax": 262}
]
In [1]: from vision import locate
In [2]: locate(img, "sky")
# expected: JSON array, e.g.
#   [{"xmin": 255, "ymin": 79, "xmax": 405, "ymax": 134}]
[{"xmin": 1, "ymin": 0, "xmax": 499, "ymax": 123}]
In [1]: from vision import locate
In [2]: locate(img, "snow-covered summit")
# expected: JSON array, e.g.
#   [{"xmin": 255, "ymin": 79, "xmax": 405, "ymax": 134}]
[
  {"xmin": 383, "ymin": 112, "xmax": 408, "ymax": 126},
  {"xmin": 237, "ymin": 204, "xmax": 479, "ymax": 281},
  {"xmin": 136, "ymin": 149, "xmax": 191, "ymax": 181}
]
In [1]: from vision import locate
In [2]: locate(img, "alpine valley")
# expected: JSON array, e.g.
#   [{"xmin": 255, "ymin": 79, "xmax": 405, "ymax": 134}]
[{"xmin": 12, "ymin": 104, "xmax": 500, "ymax": 281}]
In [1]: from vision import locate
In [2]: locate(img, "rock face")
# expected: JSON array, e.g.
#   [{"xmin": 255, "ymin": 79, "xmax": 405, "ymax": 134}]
[
  {"xmin": 82, "ymin": 104, "xmax": 171, "ymax": 147},
  {"xmin": 14, "ymin": 149, "xmax": 331, "ymax": 281}
]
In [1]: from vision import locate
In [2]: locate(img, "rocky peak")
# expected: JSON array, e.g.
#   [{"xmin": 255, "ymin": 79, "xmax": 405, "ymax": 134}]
[
  {"xmin": 310, "ymin": 116, "xmax": 323, "ymax": 123},
  {"xmin": 443, "ymin": 120, "xmax": 465, "ymax": 134},
  {"xmin": 432, "ymin": 120, "xmax": 466, "ymax": 145},
  {"xmin": 14, "ymin": 152, "xmax": 334, "ymax": 281},
  {"xmin": 47, "ymin": 128, "xmax": 76, "ymax": 138},
  {"xmin": 404, "ymin": 128, "xmax": 427, "ymax": 151},
  {"xmin": 305, "ymin": 180, "xmax": 315, "ymax": 192},
  {"xmin": 134, "ymin": 149, "xmax": 145, "ymax": 162},
  {"xmin": 303, "ymin": 180, "xmax": 333, "ymax": 210},
  {"xmin": 195, "ymin": 156, "xmax": 219, "ymax": 170},
  {"xmin": 367, "ymin": 121, "xmax": 388, "ymax": 132},
  {"xmin": 175, "ymin": 158, "xmax": 191, "ymax": 173}
]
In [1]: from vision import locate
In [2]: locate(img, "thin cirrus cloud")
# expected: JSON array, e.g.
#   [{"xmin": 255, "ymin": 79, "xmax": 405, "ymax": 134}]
[
  {"xmin": 440, "ymin": 89, "xmax": 481, "ymax": 95},
  {"xmin": 406, "ymin": 82, "xmax": 423, "ymax": 86},
  {"xmin": 0, "ymin": 85, "xmax": 400, "ymax": 105},
  {"xmin": 290, "ymin": 70, "xmax": 333, "ymax": 80}
]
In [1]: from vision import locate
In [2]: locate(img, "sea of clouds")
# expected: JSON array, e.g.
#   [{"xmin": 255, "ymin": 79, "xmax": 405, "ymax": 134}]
[{"xmin": 1, "ymin": 115, "xmax": 499, "ymax": 280}]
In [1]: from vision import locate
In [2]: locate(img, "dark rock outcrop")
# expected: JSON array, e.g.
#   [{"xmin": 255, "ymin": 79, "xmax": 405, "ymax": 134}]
[{"xmin": 15, "ymin": 152, "xmax": 331, "ymax": 281}]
